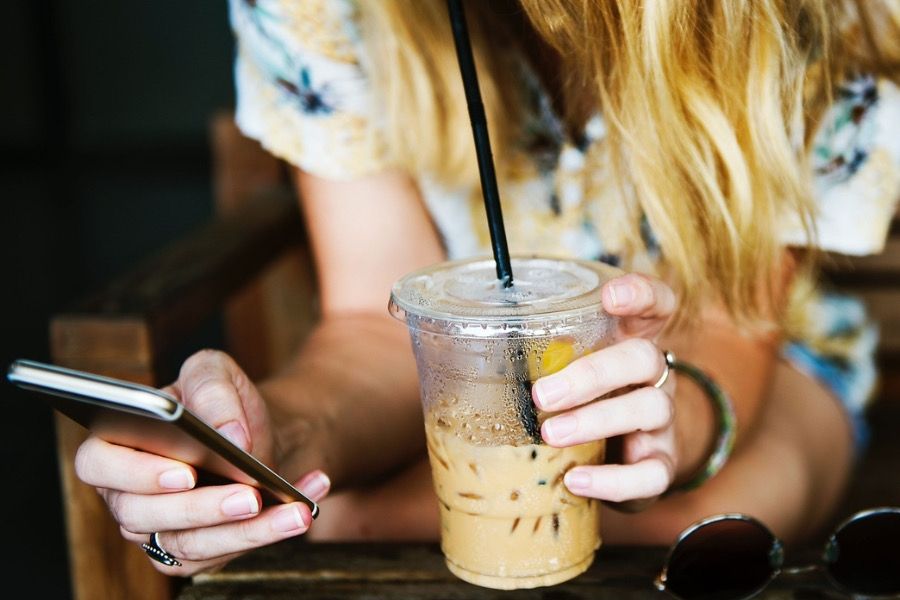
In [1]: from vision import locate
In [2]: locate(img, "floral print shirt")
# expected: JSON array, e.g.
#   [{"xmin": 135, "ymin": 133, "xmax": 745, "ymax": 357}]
[{"xmin": 228, "ymin": 0, "xmax": 900, "ymax": 452}]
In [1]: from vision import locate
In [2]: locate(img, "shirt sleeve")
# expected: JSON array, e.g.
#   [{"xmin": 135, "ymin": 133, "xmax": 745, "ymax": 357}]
[
  {"xmin": 228, "ymin": 0, "xmax": 390, "ymax": 181},
  {"xmin": 781, "ymin": 76, "xmax": 900, "ymax": 255}
]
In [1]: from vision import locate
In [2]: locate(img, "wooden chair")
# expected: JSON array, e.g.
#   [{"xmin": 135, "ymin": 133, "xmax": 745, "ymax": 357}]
[
  {"xmin": 49, "ymin": 112, "xmax": 317, "ymax": 600},
  {"xmin": 48, "ymin": 112, "xmax": 900, "ymax": 599}
]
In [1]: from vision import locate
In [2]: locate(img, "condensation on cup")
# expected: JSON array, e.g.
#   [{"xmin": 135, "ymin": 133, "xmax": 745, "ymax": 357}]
[{"xmin": 389, "ymin": 256, "xmax": 622, "ymax": 589}]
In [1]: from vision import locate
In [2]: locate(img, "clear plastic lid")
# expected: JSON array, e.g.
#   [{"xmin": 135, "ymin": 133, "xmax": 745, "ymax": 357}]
[{"xmin": 389, "ymin": 256, "xmax": 622, "ymax": 337}]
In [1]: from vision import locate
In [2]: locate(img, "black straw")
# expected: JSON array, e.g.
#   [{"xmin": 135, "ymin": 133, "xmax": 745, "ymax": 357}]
[
  {"xmin": 447, "ymin": 0, "xmax": 540, "ymax": 443},
  {"xmin": 446, "ymin": 0, "xmax": 514, "ymax": 287}
]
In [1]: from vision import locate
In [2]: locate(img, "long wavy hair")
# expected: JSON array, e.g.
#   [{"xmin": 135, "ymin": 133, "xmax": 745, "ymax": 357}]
[{"xmin": 358, "ymin": 0, "xmax": 900, "ymax": 328}]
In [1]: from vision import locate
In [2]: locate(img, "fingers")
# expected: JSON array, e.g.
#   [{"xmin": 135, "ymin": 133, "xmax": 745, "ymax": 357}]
[
  {"xmin": 566, "ymin": 424, "xmax": 676, "ymax": 503},
  {"xmin": 602, "ymin": 273, "xmax": 677, "ymax": 319},
  {"xmin": 601, "ymin": 273, "xmax": 676, "ymax": 339},
  {"xmin": 122, "ymin": 501, "xmax": 313, "ymax": 568},
  {"xmin": 114, "ymin": 468, "xmax": 330, "ymax": 575},
  {"xmin": 119, "ymin": 499, "xmax": 313, "ymax": 546},
  {"xmin": 541, "ymin": 386, "xmax": 674, "ymax": 447},
  {"xmin": 76, "ymin": 437, "xmax": 197, "ymax": 494},
  {"xmin": 539, "ymin": 379, "xmax": 678, "ymax": 505},
  {"xmin": 173, "ymin": 350, "xmax": 252, "ymax": 451},
  {"xmin": 103, "ymin": 483, "xmax": 263, "ymax": 533},
  {"xmin": 97, "ymin": 468, "xmax": 331, "ymax": 535},
  {"xmin": 533, "ymin": 337, "xmax": 667, "ymax": 411},
  {"xmin": 563, "ymin": 452, "xmax": 675, "ymax": 503}
]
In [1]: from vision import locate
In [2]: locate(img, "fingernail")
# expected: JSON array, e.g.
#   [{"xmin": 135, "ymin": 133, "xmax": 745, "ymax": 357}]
[
  {"xmin": 609, "ymin": 283, "xmax": 634, "ymax": 308},
  {"xmin": 543, "ymin": 414, "xmax": 577, "ymax": 441},
  {"xmin": 302, "ymin": 471, "xmax": 331, "ymax": 502},
  {"xmin": 221, "ymin": 491, "xmax": 260, "ymax": 517},
  {"xmin": 217, "ymin": 420, "xmax": 250, "ymax": 451},
  {"xmin": 272, "ymin": 505, "xmax": 309, "ymax": 533},
  {"xmin": 158, "ymin": 468, "xmax": 195, "ymax": 490},
  {"xmin": 565, "ymin": 469, "xmax": 592, "ymax": 492},
  {"xmin": 534, "ymin": 375, "xmax": 569, "ymax": 408}
]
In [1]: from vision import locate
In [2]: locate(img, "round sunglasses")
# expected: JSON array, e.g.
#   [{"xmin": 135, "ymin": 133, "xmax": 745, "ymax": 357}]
[{"xmin": 654, "ymin": 507, "xmax": 900, "ymax": 600}]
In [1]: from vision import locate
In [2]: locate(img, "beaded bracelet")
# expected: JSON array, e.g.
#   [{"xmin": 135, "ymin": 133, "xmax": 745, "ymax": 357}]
[{"xmin": 664, "ymin": 355, "xmax": 737, "ymax": 494}]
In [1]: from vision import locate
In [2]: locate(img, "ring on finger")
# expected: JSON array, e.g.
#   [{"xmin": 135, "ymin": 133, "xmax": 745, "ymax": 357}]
[
  {"xmin": 653, "ymin": 350, "xmax": 677, "ymax": 389},
  {"xmin": 142, "ymin": 532, "xmax": 182, "ymax": 567}
]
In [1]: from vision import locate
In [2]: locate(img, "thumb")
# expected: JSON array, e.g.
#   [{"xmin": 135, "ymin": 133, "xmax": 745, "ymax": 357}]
[
  {"xmin": 601, "ymin": 273, "xmax": 676, "ymax": 340},
  {"xmin": 169, "ymin": 350, "xmax": 254, "ymax": 452}
]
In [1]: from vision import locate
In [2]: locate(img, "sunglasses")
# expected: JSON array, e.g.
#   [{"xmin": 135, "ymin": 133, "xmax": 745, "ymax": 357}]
[{"xmin": 654, "ymin": 507, "xmax": 900, "ymax": 600}]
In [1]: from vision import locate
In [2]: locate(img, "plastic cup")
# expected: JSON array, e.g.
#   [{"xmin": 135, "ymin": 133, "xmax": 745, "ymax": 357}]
[{"xmin": 389, "ymin": 256, "xmax": 621, "ymax": 589}]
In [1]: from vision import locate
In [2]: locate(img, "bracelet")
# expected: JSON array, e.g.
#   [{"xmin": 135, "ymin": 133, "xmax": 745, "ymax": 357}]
[{"xmin": 664, "ymin": 356, "xmax": 737, "ymax": 494}]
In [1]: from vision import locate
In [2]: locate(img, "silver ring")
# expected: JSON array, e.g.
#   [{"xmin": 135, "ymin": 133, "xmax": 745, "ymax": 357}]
[
  {"xmin": 141, "ymin": 532, "xmax": 182, "ymax": 567},
  {"xmin": 653, "ymin": 350, "xmax": 676, "ymax": 388}
]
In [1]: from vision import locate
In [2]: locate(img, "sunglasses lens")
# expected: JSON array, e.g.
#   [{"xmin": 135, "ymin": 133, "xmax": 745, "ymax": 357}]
[
  {"xmin": 825, "ymin": 509, "xmax": 900, "ymax": 596},
  {"xmin": 663, "ymin": 517, "xmax": 779, "ymax": 600}
]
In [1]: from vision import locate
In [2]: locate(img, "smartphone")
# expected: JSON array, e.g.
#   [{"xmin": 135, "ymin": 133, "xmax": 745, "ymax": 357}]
[{"xmin": 7, "ymin": 359, "xmax": 318, "ymax": 517}]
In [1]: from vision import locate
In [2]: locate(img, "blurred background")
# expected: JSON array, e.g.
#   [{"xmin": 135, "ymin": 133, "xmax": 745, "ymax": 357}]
[{"xmin": 1, "ymin": 2, "xmax": 235, "ymax": 595}]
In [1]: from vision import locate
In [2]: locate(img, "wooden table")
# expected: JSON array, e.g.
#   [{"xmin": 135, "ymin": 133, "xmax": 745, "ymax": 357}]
[
  {"xmin": 176, "ymin": 398, "xmax": 900, "ymax": 599},
  {"xmin": 176, "ymin": 539, "xmax": 850, "ymax": 599}
]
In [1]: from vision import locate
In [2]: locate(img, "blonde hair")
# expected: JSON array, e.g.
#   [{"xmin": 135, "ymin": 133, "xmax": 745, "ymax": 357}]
[
  {"xmin": 358, "ymin": 1, "xmax": 520, "ymax": 186},
  {"xmin": 358, "ymin": 0, "xmax": 900, "ymax": 328}
]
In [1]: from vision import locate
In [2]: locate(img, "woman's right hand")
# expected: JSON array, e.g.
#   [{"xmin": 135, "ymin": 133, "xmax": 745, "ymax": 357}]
[{"xmin": 73, "ymin": 349, "xmax": 331, "ymax": 576}]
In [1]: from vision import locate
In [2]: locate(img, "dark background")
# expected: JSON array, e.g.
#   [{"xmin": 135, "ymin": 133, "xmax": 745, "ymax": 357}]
[{"xmin": 1, "ymin": 2, "xmax": 235, "ymax": 596}]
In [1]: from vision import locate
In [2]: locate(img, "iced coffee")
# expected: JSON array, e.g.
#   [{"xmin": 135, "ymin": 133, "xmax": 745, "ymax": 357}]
[{"xmin": 390, "ymin": 257, "xmax": 620, "ymax": 589}]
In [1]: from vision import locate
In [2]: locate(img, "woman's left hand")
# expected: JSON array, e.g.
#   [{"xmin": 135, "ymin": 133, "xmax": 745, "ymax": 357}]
[{"xmin": 532, "ymin": 272, "xmax": 678, "ymax": 508}]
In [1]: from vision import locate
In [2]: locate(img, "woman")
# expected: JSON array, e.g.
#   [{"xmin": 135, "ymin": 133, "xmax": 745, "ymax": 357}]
[{"xmin": 73, "ymin": 0, "xmax": 900, "ymax": 575}]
